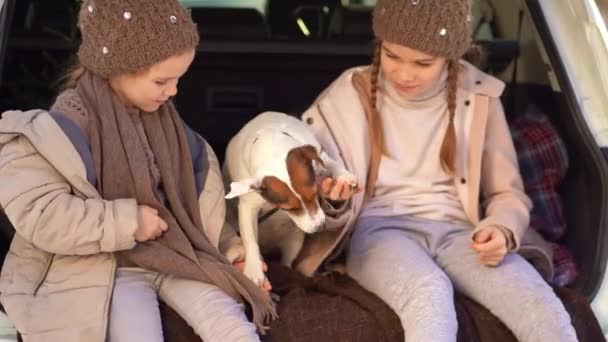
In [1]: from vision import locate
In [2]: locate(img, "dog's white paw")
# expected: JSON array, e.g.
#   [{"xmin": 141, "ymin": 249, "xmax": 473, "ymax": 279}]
[
  {"xmin": 243, "ymin": 259, "xmax": 266, "ymax": 286},
  {"xmin": 335, "ymin": 170, "xmax": 358, "ymax": 189}
]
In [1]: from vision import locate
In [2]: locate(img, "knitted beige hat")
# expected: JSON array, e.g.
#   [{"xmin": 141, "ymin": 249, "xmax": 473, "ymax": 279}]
[
  {"xmin": 372, "ymin": 0, "xmax": 472, "ymax": 60},
  {"xmin": 77, "ymin": 0, "xmax": 199, "ymax": 78}
]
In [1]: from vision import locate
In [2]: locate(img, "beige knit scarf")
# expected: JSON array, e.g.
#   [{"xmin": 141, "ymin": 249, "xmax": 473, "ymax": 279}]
[{"xmin": 75, "ymin": 71, "xmax": 276, "ymax": 332}]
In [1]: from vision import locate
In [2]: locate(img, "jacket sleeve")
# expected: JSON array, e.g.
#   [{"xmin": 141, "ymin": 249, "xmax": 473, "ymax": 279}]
[
  {"xmin": 0, "ymin": 136, "xmax": 139, "ymax": 256},
  {"xmin": 301, "ymin": 103, "xmax": 354, "ymax": 230},
  {"xmin": 217, "ymin": 183, "xmax": 245, "ymax": 263},
  {"xmin": 474, "ymin": 97, "xmax": 532, "ymax": 250},
  {"xmin": 184, "ymin": 123, "xmax": 244, "ymax": 260}
]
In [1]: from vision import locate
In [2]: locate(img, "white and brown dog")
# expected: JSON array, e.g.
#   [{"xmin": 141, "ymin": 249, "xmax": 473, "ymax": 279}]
[{"xmin": 223, "ymin": 111, "xmax": 357, "ymax": 286}]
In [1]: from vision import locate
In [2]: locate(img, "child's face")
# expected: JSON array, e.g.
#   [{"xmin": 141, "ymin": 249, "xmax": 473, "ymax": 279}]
[
  {"xmin": 109, "ymin": 48, "xmax": 196, "ymax": 113},
  {"xmin": 380, "ymin": 41, "xmax": 447, "ymax": 100}
]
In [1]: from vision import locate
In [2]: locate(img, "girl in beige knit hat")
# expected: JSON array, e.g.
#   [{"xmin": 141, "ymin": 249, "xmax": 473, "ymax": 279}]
[
  {"xmin": 0, "ymin": 0, "xmax": 276, "ymax": 341},
  {"xmin": 299, "ymin": 0, "xmax": 578, "ymax": 341}
]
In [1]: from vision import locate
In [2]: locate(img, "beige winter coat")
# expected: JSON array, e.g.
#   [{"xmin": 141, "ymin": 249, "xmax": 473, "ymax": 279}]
[
  {"xmin": 0, "ymin": 109, "xmax": 239, "ymax": 342},
  {"xmin": 293, "ymin": 61, "xmax": 554, "ymax": 280}
]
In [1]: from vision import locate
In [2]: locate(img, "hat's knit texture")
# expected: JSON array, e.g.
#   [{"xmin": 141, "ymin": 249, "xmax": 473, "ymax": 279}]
[
  {"xmin": 78, "ymin": 0, "xmax": 199, "ymax": 78},
  {"xmin": 373, "ymin": 0, "xmax": 473, "ymax": 59}
]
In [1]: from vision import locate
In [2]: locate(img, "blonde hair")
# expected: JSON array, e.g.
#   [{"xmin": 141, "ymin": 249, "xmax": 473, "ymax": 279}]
[{"xmin": 368, "ymin": 40, "xmax": 464, "ymax": 175}]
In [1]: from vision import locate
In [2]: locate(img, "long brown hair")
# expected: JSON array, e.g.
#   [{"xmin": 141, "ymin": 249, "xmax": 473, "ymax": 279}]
[
  {"xmin": 367, "ymin": 40, "xmax": 464, "ymax": 175},
  {"xmin": 369, "ymin": 40, "xmax": 389, "ymax": 156}
]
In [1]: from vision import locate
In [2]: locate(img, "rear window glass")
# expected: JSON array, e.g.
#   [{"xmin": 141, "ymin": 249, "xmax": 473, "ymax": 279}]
[{"xmin": 179, "ymin": 0, "xmax": 267, "ymax": 16}]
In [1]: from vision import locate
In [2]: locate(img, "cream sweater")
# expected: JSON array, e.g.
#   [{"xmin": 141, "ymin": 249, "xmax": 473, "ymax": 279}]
[{"xmin": 362, "ymin": 71, "xmax": 469, "ymax": 223}]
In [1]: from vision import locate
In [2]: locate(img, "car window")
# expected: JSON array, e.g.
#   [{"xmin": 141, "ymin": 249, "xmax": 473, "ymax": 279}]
[
  {"xmin": 538, "ymin": 0, "xmax": 608, "ymax": 146},
  {"xmin": 587, "ymin": 0, "xmax": 608, "ymax": 144},
  {"xmin": 179, "ymin": 0, "xmax": 266, "ymax": 16},
  {"xmin": 341, "ymin": 0, "xmax": 375, "ymax": 8}
]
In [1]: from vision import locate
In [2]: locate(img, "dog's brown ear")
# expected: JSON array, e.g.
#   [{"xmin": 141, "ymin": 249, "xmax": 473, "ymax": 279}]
[
  {"xmin": 259, "ymin": 176, "xmax": 303, "ymax": 212},
  {"xmin": 289, "ymin": 145, "xmax": 324, "ymax": 167},
  {"xmin": 286, "ymin": 145, "xmax": 325, "ymax": 195}
]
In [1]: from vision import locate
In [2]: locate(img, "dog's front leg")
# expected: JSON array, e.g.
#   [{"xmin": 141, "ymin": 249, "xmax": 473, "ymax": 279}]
[{"xmin": 237, "ymin": 201, "xmax": 266, "ymax": 286}]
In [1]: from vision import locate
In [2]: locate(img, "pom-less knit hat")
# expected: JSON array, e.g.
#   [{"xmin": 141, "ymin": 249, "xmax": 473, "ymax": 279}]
[
  {"xmin": 77, "ymin": 0, "xmax": 199, "ymax": 78},
  {"xmin": 372, "ymin": 0, "xmax": 473, "ymax": 60}
]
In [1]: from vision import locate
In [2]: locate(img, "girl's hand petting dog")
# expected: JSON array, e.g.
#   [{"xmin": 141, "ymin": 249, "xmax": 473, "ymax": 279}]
[
  {"xmin": 471, "ymin": 225, "xmax": 509, "ymax": 267},
  {"xmin": 135, "ymin": 205, "xmax": 169, "ymax": 242},
  {"xmin": 233, "ymin": 260, "xmax": 272, "ymax": 293}
]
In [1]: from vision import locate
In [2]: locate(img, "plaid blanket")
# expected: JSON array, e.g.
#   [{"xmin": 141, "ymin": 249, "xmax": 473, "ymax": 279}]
[{"xmin": 510, "ymin": 106, "xmax": 578, "ymax": 286}]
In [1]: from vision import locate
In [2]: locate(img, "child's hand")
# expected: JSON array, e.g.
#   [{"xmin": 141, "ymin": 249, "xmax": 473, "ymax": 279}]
[
  {"xmin": 233, "ymin": 259, "xmax": 272, "ymax": 293},
  {"xmin": 318, "ymin": 176, "xmax": 360, "ymax": 203},
  {"xmin": 135, "ymin": 205, "xmax": 168, "ymax": 242},
  {"xmin": 471, "ymin": 226, "xmax": 508, "ymax": 266}
]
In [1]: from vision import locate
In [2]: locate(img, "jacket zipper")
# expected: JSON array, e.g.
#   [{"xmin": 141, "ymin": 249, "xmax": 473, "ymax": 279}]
[
  {"xmin": 101, "ymin": 255, "xmax": 117, "ymax": 342},
  {"xmin": 32, "ymin": 254, "xmax": 54, "ymax": 295}
]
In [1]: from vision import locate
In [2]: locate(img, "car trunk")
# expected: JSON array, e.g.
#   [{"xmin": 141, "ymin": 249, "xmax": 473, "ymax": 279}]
[
  {"xmin": 0, "ymin": 0, "xmax": 606, "ymax": 339},
  {"xmin": 520, "ymin": 0, "xmax": 608, "ymax": 298}
]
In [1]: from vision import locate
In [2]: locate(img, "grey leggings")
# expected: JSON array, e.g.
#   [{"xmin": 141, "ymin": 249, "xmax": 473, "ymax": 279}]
[
  {"xmin": 346, "ymin": 215, "xmax": 578, "ymax": 342},
  {"xmin": 108, "ymin": 267, "xmax": 259, "ymax": 342}
]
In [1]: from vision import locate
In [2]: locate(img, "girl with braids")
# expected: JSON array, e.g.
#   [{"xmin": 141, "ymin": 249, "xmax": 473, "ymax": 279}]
[{"xmin": 298, "ymin": 0, "xmax": 579, "ymax": 341}]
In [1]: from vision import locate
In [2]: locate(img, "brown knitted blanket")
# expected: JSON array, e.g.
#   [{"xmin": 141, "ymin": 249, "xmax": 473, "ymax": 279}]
[{"xmin": 161, "ymin": 263, "xmax": 605, "ymax": 342}]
